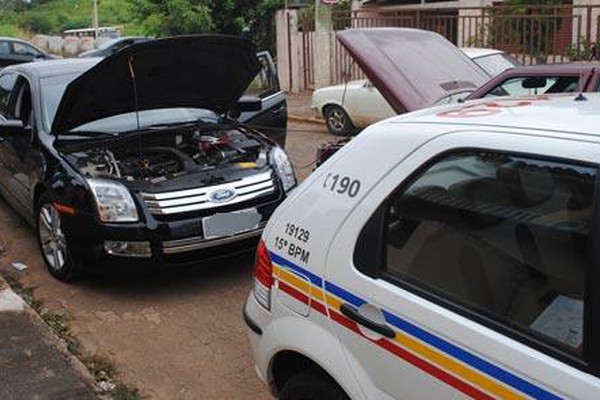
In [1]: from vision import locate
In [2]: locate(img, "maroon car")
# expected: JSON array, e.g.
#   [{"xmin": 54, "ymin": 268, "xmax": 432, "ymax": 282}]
[
  {"xmin": 316, "ymin": 28, "xmax": 600, "ymax": 166},
  {"xmin": 466, "ymin": 64, "xmax": 600, "ymax": 100}
]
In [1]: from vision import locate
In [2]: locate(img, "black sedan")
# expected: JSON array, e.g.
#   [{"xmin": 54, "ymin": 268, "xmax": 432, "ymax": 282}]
[
  {"xmin": 0, "ymin": 35, "xmax": 295, "ymax": 281},
  {"xmin": 0, "ymin": 36, "xmax": 57, "ymax": 69}
]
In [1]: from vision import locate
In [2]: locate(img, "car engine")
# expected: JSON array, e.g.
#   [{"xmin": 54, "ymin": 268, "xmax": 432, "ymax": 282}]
[{"xmin": 67, "ymin": 128, "xmax": 269, "ymax": 184}]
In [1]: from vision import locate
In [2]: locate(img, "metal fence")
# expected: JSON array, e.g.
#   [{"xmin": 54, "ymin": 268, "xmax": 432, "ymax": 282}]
[{"xmin": 298, "ymin": 5, "xmax": 600, "ymax": 89}]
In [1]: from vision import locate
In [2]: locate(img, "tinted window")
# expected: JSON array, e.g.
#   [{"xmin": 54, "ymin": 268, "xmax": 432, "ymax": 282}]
[
  {"xmin": 0, "ymin": 73, "xmax": 18, "ymax": 116},
  {"xmin": 485, "ymin": 75, "xmax": 581, "ymax": 98},
  {"xmin": 384, "ymin": 151, "xmax": 595, "ymax": 356}
]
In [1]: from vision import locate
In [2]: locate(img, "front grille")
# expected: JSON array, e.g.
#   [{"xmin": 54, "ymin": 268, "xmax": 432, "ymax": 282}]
[{"xmin": 141, "ymin": 171, "xmax": 276, "ymax": 215}]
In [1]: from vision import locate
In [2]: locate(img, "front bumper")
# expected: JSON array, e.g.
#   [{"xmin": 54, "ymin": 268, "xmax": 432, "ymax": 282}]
[{"xmin": 61, "ymin": 195, "xmax": 282, "ymax": 271}]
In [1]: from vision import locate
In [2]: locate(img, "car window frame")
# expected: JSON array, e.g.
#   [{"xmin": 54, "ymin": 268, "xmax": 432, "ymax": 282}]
[{"xmin": 354, "ymin": 146, "xmax": 600, "ymax": 376}]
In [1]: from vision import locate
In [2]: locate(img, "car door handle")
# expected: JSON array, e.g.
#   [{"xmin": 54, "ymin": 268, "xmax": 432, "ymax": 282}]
[{"xmin": 340, "ymin": 303, "xmax": 396, "ymax": 339}]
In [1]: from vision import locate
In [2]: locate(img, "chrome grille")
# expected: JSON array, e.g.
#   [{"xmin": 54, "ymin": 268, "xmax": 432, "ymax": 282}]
[{"xmin": 141, "ymin": 171, "xmax": 275, "ymax": 215}]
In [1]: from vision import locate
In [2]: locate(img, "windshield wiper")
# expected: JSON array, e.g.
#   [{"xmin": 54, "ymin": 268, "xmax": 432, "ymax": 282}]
[
  {"xmin": 145, "ymin": 119, "xmax": 222, "ymax": 130},
  {"xmin": 56, "ymin": 130, "xmax": 119, "ymax": 139}
]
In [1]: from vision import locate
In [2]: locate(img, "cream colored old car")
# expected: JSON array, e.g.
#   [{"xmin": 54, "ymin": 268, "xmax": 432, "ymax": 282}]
[{"xmin": 312, "ymin": 35, "xmax": 518, "ymax": 135}]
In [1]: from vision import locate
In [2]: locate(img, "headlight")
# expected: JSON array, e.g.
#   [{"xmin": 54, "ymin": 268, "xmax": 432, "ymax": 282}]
[
  {"xmin": 269, "ymin": 147, "xmax": 296, "ymax": 192},
  {"xmin": 87, "ymin": 179, "xmax": 139, "ymax": 222}
]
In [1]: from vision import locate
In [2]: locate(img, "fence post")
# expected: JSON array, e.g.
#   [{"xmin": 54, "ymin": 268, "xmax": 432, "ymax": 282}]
[
  {"xmin": 315, "ymin": 1, "xmax": 333, "ymax": 89},
  {"xmin": 276, "ymin": 9, "xmax": 302, "ymax": 92}
]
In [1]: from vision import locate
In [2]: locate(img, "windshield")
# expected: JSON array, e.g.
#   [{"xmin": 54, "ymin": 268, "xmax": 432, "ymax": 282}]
[
  {"xmin": 73, "ymin": 108, "xmax": 218, "ymax": 133},
  {"xmin": 41, "ymin": 73, "xmax": 80, "ymax": 132},
  {"xmin": 473, "ymin": 53, "xmax": 520, "ymax": 77},
  {"xmin": 41, "ymin": 73, "xmax": 219, "ymax": 134}
]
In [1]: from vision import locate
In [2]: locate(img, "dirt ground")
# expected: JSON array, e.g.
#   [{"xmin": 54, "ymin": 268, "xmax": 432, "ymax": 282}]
[{"xmin": 0, "ymin": 120, "xmax": 332, "ymax": 400}]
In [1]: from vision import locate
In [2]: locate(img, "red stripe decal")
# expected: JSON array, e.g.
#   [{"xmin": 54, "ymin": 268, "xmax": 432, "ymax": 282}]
[
  {"xmin": 277, "ymin": 279, "xmax": 327, "ymax": 316},
  {"xmin": 310, "ymin": 298, "xmax": 327, "ymax": 315},
  {"xmin": 278, "ymin": 280, "xmax": 309, "ymax": 304},
  {"xmin": 329, "ymin": 309, "xmax": 494, "ymax": 400}
]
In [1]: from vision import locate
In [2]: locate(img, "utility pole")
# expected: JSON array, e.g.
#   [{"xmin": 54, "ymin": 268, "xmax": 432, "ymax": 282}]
[{"xmin": 92, "ymin": 0, "xmax": 99, "ymax": 38}]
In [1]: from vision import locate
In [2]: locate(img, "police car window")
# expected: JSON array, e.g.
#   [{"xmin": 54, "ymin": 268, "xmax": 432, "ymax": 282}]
[{"xmin": 384, "ymin": 151, "xmax": 595, "ymax": 356}]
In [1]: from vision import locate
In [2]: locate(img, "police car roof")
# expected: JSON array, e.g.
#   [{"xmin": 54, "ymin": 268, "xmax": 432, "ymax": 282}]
[{"xmin": 387, "ymin": 93, "xmax": 600, "ymax": 139}]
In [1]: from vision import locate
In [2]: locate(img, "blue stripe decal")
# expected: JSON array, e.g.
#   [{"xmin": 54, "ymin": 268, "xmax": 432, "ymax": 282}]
[
  {"xmin": 326, "ymin": 277, "xmax": 560, "ymax": 400},
  {"xmin": 324, "ymin": 280, "xmax": 366, "ymax": 308},
  {"xmin": 270, "ymin": 252, "xmax": 323, "ymax": 286},
  {"xmin": 382, "ymin": 311, "xmax": 561, "ymax": 400}
]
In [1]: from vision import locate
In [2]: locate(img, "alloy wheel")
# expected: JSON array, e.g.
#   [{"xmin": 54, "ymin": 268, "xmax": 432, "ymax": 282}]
[{"xmin": 38, "ymin": 203, "xmax": 67, "ymax": 271}]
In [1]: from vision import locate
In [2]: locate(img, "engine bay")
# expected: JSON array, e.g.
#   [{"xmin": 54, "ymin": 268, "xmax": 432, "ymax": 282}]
[{"xmin": 66, "ymin": 126, "xmax": 270, "ymax": 185}]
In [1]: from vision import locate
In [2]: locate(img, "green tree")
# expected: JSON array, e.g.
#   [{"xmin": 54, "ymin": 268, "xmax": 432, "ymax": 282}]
[
  {"xmin": 129, "ymin": 0, "xmax": 284, "ymax": 51},
  {"xmin": 129, "ymin": 0, "xmax": 214, "ymax": 36}
]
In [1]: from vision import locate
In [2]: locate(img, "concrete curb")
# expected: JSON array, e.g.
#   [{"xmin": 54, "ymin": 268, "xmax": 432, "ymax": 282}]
[{"xmin": 0, "ymin": 272, "xmax": 104, "ymax": 398}]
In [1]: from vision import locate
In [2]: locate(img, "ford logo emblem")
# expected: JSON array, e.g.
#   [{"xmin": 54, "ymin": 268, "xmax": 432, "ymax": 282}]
[{"xmin": 208, "ymin": 187, "xmax": 237, "ymax": 203}]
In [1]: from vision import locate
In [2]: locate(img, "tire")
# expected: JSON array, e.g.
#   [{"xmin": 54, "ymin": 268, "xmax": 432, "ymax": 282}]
[
  {"xmin": 36, "ymin": 195, "xmax": 76, "ymax": 282},
  {"xmin": 280, "ymin": 369, "xmax": 349, "ymax": 400},
  {"xmin": 324, "ymin": 105, "xmax": 355, "ymax": 136}
]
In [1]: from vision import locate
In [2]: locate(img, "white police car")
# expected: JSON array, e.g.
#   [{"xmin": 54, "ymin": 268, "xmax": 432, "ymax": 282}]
[{"xmin": 244, "ymin": 94, "xmax": 600, "ymax": 399}]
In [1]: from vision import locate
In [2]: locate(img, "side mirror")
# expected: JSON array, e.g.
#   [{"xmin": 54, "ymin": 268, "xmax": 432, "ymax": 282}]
[
  {"xmin": 522, "ymin": 76, "xmax": 547, "ymax": 89},
  {"xmin": 237, "ymin": 96, "xmax": 262, "ymax": 112},
  {"xmin": 0, "ymin": 119, "xmax": 27, "ymax": 135},
  {"xmin": 227, "ymin": 96, "xmax": 263, "ymax": 120}
]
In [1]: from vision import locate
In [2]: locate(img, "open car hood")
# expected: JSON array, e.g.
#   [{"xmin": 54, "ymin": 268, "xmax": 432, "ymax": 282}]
[
  {"xmin": 52, "ymin": 35, "xmax": 260, "ymax": 133},
  {"xmin": 337, "ymin": 28, "xmax": 490, "ymax": 114}
]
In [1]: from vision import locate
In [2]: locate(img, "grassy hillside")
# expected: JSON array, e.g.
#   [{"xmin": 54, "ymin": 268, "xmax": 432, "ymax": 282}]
[{"xmin": 1, "ymin": 0, "xmax": 141, "ymax": 39}]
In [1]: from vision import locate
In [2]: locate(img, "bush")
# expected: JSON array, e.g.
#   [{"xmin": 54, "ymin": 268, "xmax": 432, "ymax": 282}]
[{"xmin": 0, "ymin": 23, "xmax": 27, "ymax": 37}]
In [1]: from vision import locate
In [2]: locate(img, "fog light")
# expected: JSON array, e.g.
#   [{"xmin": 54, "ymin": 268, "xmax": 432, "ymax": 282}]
[{"xmin": 104, "ymin": 241, "xmax": 151, "ymax": 258}]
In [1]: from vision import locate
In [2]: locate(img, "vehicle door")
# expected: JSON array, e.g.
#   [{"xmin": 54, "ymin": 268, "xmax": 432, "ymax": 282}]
[
  {"xmin": 239, "ymin": 51, "xmax": 287, "ymax": 147},
  {"xmin": 0, "ymin": 72, "xmax": 18, "ymax": 189},
  {"xmin": 325, "ymin": 131, "xmax": 600, "ymax": 399},
  {"xmin": 342, "ymin": 80, "xmax": 395, "ymax": 126},
  {"xmin": 0, "ymin": 74, "xmax": 38, "ymax": 219}
]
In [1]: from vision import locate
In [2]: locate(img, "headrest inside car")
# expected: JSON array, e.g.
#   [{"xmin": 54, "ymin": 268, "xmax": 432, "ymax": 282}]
[{"xmin": 497, "ymin": 162, "xmax": 554, "ymax": 207}]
